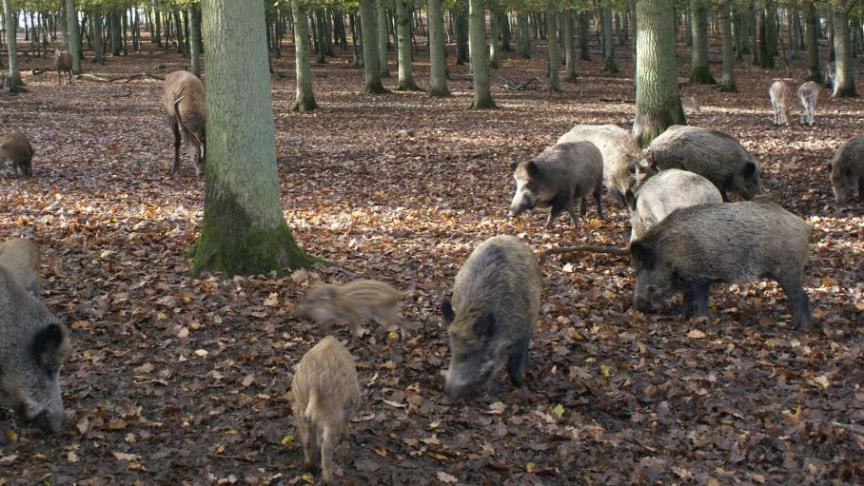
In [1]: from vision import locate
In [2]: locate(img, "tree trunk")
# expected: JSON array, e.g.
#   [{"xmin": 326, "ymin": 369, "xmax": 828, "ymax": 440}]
[
  {"xmin": 427, "ymin": 0, "xmax": 450, "ymax": 96},
  {"xmin": 66, "ymin": 0, "xmax": 82, "ymax": 74},
  {"xmin": 833, "ymin": 6, "xmax": 857, "ymax": 97},
  {"xmin": 468, "ymin": 0, "xmax": 495, "ymax": 109},
  {"xmin": 489, "ymin": 5, "xmax": 501, "ymax": 68},
  {"xmin": 689, "ymin": 0, "xmax": 715, "ymax": 83},
  {"xmin": 359, "ymin": 0, "xmax": 387, "ymax": 93},
  {"xmin": 188, "ymin": 5, "xmax": 202, "ymax": 76},
  {"xmin": 602, "ymin": 4, "xmax": 619, "ymax": 72},
  {"xmin": 110, "ymin": 7, "xmax": 122, "ymax": 56},
  {"xmin": 500, "ymin": 10, "xmax": 512, "ymax": 51},
  {"xmin": 454, "ymin": 1, "xmax": 470, "ymax": 64},
  {"xmin": 195, "ymin": 0, "xmax": 315, "ymax": 275},
  {"xmin": 634, "ymin": 0, "xmax": 685, "ymax": 146},
  {"xmin": 396, "ymin": 0, "xmax": 419, "ymax": 89},
  {"xmin": 546, "ymin": 2, "xmax": 561, "ymax": 91},
  {"xmin": 92, "ymin": 12, "xmax": 104, "ymax": 64},
  {"xmin": 579, "ymin": 12, "xmax": 591, "ymax": 60},
  {"xmin": 2, "ymin": 0, "xmax": 22, "ymax": 90},
  {"xmin": 292, "ymin": 0, "xmax": 317, "ymax": 111},
  {"xmin": 719, "ymin": 0, "xmax": 737, "ymax": 91},
  {"xmin": 517, "ymin": 10, "xmax": 530, "ymax": 58},
  {"xmin": 804, "ymin": 0, "xmax": 821, "ymax": 82},
  {"xmin": 563, "ymin": 13, "xmax": 576, "ymax": 82},
  {"xmin": 376, "ymin": 0, "xmax": 390, "ymax": 77}
]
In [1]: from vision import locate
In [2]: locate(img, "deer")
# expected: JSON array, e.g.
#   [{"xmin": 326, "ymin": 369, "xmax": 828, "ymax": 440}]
[
  {"xmin": 54, "ymin": 49, "xmax": 73, "ymax": 86},
  {"xmin": 769, "ymin": 79, "xmax": 794, "ymax": 126},
  {"xmin": 797, "ymin": 81, "xmax": 820, "ymax": 126},
  {"xmin": 161, "ymin": 71, "xmax": 206, "ymax": 176}
]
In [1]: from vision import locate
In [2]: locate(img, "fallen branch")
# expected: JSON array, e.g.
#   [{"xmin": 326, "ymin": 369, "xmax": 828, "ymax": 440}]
[
  {"xmin": 499, "ymin": 76, "xmax": 541, "ymax": 90},
  {"xmin": 112, "ymin": 91, "xmax": 133, "ymax": 98},
  {"xmin": 540, "ymin": 245, "xmax": 629, "ymax": 261},
  {"xmin": 75, "ymin": 72, "xmax": 166, "ymax": 83}
]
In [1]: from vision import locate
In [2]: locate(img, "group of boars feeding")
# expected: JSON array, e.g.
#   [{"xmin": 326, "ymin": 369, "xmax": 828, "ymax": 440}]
[{"xmin": 0, "ymin": 67, "xmax": 863, "ymax": 483}]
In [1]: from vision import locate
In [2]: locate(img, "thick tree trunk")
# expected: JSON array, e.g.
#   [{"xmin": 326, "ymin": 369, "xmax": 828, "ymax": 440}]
[
  {"xmin": 396, "ymin": 0, "xmax": 419, "ymax": 89},
  {"xmin": 359, "ymin": 0, "xmax": 387, "ymax": 93},
  {"xmin": 833, "ymin": 6, "xmax": 857, "ymax": 97},
  {"xmin": 195, "ymin": 0, "xmax": 314, "ymax": 275},
  {"xmin": 468, "ymin": 0, "xmax": 495, "ymax": 109},
  {"xmin": 376, "ymin": 0, "xmax": 390, "ymax": 77},
  {"xmin": 292, "ymin": 0, "xmax": 317, "ymax": 111},
  {"xmin": 634, "ymin": 0, "xmax": 685, "ymax": 146},
  {"xmin": 2, "ymin": 0, "xmax": 22, "ymax": 90},
  {"xmin": 66, "ymin": 0, "xmax": 82, "ymax": 74},
  {"xmin": 804, "ymin": 1, "xmax": 821, "ymax": 82},
  {"xmin": 602, "ymin": 4, "xmax": 618, "ymax": 72},
  {"xmin": 719, "ymin": 0, "xmax": 737, "ymax": 92},
  {"xmin": 427, "ymin": 0, "xmax": 450, "ymax": 96},
  {"xmin": 563, "ymin": 13, "xmax": 576, "ymax": 82},
  {"xmin": 188, "ymin": 5, "xmax": 202, "ymax": 76},
  {"xmin": 546, "ymin": 2, "xmax": 561, "ymax": 91},
  {"xmin": 689, "ymin": 0, "xmax": 715, "ymax": 83},
  {"xmin": 517, "ymin": 10, "xmax": 530, "ymax": 58}
]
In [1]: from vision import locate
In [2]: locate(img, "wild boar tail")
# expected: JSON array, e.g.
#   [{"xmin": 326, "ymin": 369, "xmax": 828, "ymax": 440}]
[{"xmin": 304, "ymin": 389, "xmax": 318, "ymax": 423}]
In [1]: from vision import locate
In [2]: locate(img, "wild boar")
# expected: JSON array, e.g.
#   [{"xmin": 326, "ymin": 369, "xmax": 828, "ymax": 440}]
[
  {"xmin": 0, "ymin": 238, "xmax": 41, "ymax": 297},
  {"xmin": 646, "ymin": 125, "xmax": 762, "ymax": 201},
  {"xmin": 509, "ymin": 142, "xmax": 604, "ymax": 229},
  {"xmin": 797, "ymin": 81, "xmax": 820, "ymax": 126},
  {"xmin": 297, "ymin": 279, "xmax": 403, "ymax": 338},
  {"xmin": 769, "ymin": 79, "xmax": 793, "ymax": 125},
  {"xmin": 830, "ymin": 135, "xmax": 864, "ymax": 203},
  {"xmin": 292, "ymin": 336, "xmax": 360, "ymax": 485},
  {"xmin": 630, "ymin": 197, "xmax": 812, "ymax": 329},
  {"xmin": 54, "ymin": 49, "xmax": 73, "ymax": 86},
  {"xmin": 441, "ymin": 235, "xmax": 541, "ymax": 402},
  {"xmin": 556, "ymin": 124, "xmax": 649, "ymax": 204},
  {"xmin": 162, "ymin": 70, "xmax": 206, "ymax": 176},
  {"xmin": 0, "ymin": 266, "xmax": 71, "ymax": 435},
  {"xmin": 624, "ymin": 169, "xmax": 723, "ymax": 242},
  {"xmin": 0, "ymin": 133, "xmax": 34, "ymax": 177}
]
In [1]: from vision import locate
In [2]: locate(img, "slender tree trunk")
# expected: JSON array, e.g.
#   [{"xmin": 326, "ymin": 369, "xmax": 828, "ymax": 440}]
[
  {"xmin": 292, "ymin": 0, "xmax": 317, "ymax": 111},
  {"xmin": 602, "ymin": 4, "xmax": 619, "ymax": 72},
  {"xmin": 547, "ymin": 2, "xmax": 561, "ymax": 91},
  {"xmin": 563, "ymin": 13, "xmax": 576, "ymax": 82},
  {"xmin": 188, "ymin": 5, "xmax": 202, "ymax": 76},
  {"xmin": 500, "ymin": 11, "xmax": 512, "ymax": 51},
  {"xmin": 92, "ymin": 12, "xmax": 104, "ymax": 64},
  {"xmin": 719, "ymin": 0, "xmax": 737, "ymax": 91},
  {"xmin": 110, "ymin": 7, "xmax": 122, "ymax": 56},
  {"xmin": 517, "ymin": 10, "xmax": 530, "ymax": 58},
  {"xmin": 2, "ymin": 0, "xmax": 22, "ymax": 90},
  {"xmin": 427, "ymin": 0, "xmax": 450, "ymax": 96},
  {"xmin": 195, "ymin": 0, "xmax": 315, "ymax": 275},
  {"xmin": 804, "ymin": 0, "xmax": 821, "ymax": 82},
  {"xmin": 689, "ymin": 0, "xmax": 715, "ymax": 83},
  {"xmin": 376, "ymin": 0, "xmax": 390, "ymax": 77},
  {"xmin": 359, "ymin": 0, "xmax": 387, "ymax": 93},
  {"xmin": 634, "ymin": 0, "xmax": 685, "ymax": 146},
  {"xmin": 833, "ymin": 6, "xmax": 857, "ymax": 97},
  {"xmin": 468, "ymin": 0, "xmax": 495, "ymax": 108},
  {"xmin": 489, "ymin": 5, "xmax": 501, "ymax": 68},
  {"xmin": 66, "ymin": 0, "xmax": 82, "ymax": 74},
  {"xmin": 454, "ymin": 1, "xmax": 470, "ymax": 64},
  {"xmin": 395, "ymin": 0, "xmax": 419, "ymax": 89},
  {"xmin": 579, "ymin": 12, "xmax": 591, "ymax": 60}
]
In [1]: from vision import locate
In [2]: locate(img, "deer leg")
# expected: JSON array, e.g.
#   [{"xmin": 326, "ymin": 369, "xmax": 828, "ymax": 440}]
[{"xmin": 171, "ymin": 118, "xmax": 181, "ymax": 175}]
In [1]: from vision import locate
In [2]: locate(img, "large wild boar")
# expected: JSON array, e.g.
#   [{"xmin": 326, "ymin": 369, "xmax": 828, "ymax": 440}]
[
  {"xmin": 54, "ymin": 49, "xmax": 73, "ymax": 86},
  {"xmin": 556, "ymin": 124, "xmax": 649, "ymax": 203},
  {"xmin": 830, "ymin": 135, "xmax": 864, "ymax": 203},
  {"xmin": 0, "ymin": 238, "xmax": 41, "ymax": 297},
  {"xmin": 291, "ymin": 336, "xmax": 360, "ymax": 485},
  {"xmin": 162, "ymin": 70, "xmax": 206, "ymax": 176},
  {"xmin": 296, "ymin": 279, "xmax": 403, "ymax": 338},
  {"xmin": 630, "ymin": 197, "xmax": 812, "ymax": 329},
  {"xmin": 441, "ymin": 235, "xmax": 541, "ymax": 402},
  {"xmin": 646, "ymin": 125, "xmax": 762, "ymax": 201},
  {"xmin": 0, "ymin": 133, "xmax": 35, "ymax": 177},
  {"xmin": 509, "ymin": 142, "xmax": 604, "ymax": 228},
  {"xmin": 0, "ymin": 263, "xmax": 71, "ymax": 435},
  {"xmin": 624, "ymin": 169, "xmax": 723, "ymax": 242}
]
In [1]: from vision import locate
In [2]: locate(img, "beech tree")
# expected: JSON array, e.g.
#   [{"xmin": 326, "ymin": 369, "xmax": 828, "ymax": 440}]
[
  {"xmin": 2, "ymin": 0, "xmax": 23, "ymax": 91},
  {"xmin": 468, "ymin": 0, "xmax": 495, "ymax": 109},
  {"xmin": 832, "ymin": 2, "xmax": 857, "ymax": 97},
  {"xmin": 291, "ymin": 0, "xmax": 318, "ymax": 111},
  {"xmin": 689, "ymin": 0, "xmax": 715, "ymax": 83},
  {"xmin": 359, "ymin": 0, "xmax": 387, "ymax": 93},
  {"xmin": 427, "ymin": 0, "xmax": 450, "ymax": 96}
]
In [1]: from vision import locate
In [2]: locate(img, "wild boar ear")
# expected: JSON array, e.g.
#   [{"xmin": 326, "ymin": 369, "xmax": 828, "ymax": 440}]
[
  {"xmin": 473, "ymin": 313, "xmax": 497, "ymax": 340},
  {"xmin": 526, "ymin": 161, "xmax": 539, "ymax": 177},
  {"xmin": 742, "ymin": 162, "xmax": 757, "ymax": 177},
  {"xmin": 625, "ymin": 190, "xmax": 638, "ymax": 211},
  {"xmin": 30, "ymin": 323, "xmax": 69, "ymax": 371},
  {"xmin": 440, "ymin": 299, "xmax": 455, "ymax": 324},
  {"xmin": 629, "ymin": 241, "xmax": 655, "ymax": 270}
]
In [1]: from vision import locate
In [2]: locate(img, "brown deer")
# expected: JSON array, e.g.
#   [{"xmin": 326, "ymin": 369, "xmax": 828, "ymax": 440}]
[
  {"xmin": 54, "ymin": 50, "xmax": 73, "ymax": 86},
  {"xmin": 769, "ymin": 79, "xmax": 793, "ymax": 126},
  {"xmin": 162, "ymin": 71, "xmax": 206, "ymax": 176},
  {"xmin": 797, "ymin": 81, "xmax": 820, "ymax": 126}
]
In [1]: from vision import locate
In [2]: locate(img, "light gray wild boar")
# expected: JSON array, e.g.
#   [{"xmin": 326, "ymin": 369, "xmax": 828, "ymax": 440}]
[
  {"xmin": 624, "ymin": 169, "xmax": 723, "ymax": 243},
  {"xmin": 630, "ymin": 197, "xmax": 812, "ymax": 329},
  {"xmin": 646, "ymin": 125, "xmax": 762, "ymax": 201},
  {"xmin": 769, "ymin": 80, "xmax": 793, "ymax": 125},
  {"xmin": 162, "ymin": 70, "xmax": 206, "ymax": 176},
  {"xmin": 441, "ymin": 235, "xmax": 541, "ymax": 402},
  {"xmin": 292, "ymin": 336, "xmax": 360, "ymax": 485},
  {"xmin": 797, "ymin": 81, "xmax": 820, "ymax": 126},
  {"xmin": 510, "ymin": 142, "xmax": 604, "ymax": 229},
  {"xmin": 54, "ymin": 49, "xmax": 73, "ymax": 86},
  {"xmin": 297, "ymin": 279, "xmax": 403, "ymax": 338},
  {"xmin": 0, "ymin": 133, "xmax": 35, "ymax": 177},
  {"xmin": 0, "ymin": 265, "xmax": 71, "ymax": 435},
  {"xmin": 830, "ymin": 135, "xmax": 864, "ymax": 203},
  {"xmin": 556, "ymin": 124, "xmax": 649, "ymax": 204},
  {"xmin": 0, "ymin": 238, "xmax": 41, "ymax": 297}
]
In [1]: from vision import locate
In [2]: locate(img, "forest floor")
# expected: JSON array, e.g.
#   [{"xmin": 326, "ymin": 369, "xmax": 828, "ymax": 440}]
[{"xmin": 0, "ymin": 41, "xmax": 862, "ymax": 485}]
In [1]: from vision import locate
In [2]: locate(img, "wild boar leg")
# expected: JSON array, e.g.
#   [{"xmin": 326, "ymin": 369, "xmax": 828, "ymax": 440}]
[
  {"xmin": 566, "ymin": 205, "xmax": 580, "ymax": 225},
  {"xmin": 858, "ymin": 176, "xmax": 864, "ymax": 201},
  {"xmin": 545, "ymin": 205, "xmax": 564, "ymax": 229},
  {"xmin": 171, "ymin": 118, "xmax": 182, "ymax": 175},
  {"xmin": 776, "ymin": 275, "xmax": 811, "ymax": 329},
  {"xmin": 593, "ymin": 184, "xmax": 604, "ymax": 219},
  {"xmin": 301, "ymin": 421, "xmax": 320, "ymax": 471},
  {"xmin": 682, "ymin": 281, "xmax": 710, "ymax": 317},
  {"xmin": 506, "ymin": 336, "xmax": 529, "ymax": 387},
  {"xmin": 320, "ymin": 426, "xmax": 337, "ymax": 485}
]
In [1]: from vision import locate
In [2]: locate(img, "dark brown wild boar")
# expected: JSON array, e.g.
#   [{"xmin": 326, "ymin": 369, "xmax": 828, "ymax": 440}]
[
  {"xmin": 162, "ymin": 70, "xmax": 206, "ymax": 176},
  {"xmin": 0, "ymin": 133, "xmax": 34, "ymax": 177},
  {"xmin": 291, "ymin": 336, "xmax": 360, "ymax": 485},
  {"xmin": 830, "ymin": 135, "xmax": 864, "ymax": 203}
]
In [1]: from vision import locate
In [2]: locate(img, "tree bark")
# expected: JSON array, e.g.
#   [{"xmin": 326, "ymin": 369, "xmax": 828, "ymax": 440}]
[
  {"xmin": 489, "ymin": 4, "xmax": 501, "ymax": 68},
  {"xmin": 689, "ymin": 0, "xmax": 715, "ymax": 83},
  {"xmin": 66, "ymin": 0, "xmax": 82, "ymax": 74},
  {"xmin": 634, "ymin": 0, "xmax": 685, "ymax": 146},
  {"xmin": 427, "ymin": 0, "xmax": 450, "ymax": 96},
  {"xmin": 292, "ymin": 0, "xmax": 317, "ymax": 111},
  {"xmin": 804, "ymin": 0, "xmax": 821, "ymax": 82},
  {"xmin": 188, "ymin": 5, "xmax": 202, "ymax": 76},
  {"xmin": 376, "ymin": 0, "xmax": 390, "ymax": 77},
  {"xmin": 359, "ymin": 0, "xmax": 387, "ymax": 93},
  {"xmin": 468, "ymin": 0, "xmax": 495, "ymax": 109},
  {"xmin": 719, "ymin": 0, "xmax": 737, "ymax": 91},
  {"xmin": 396, "ymin": 0, "xmax": 419, "ymax": 89},
  {"xmin": 546, "ymin": 2, "xmax": 561, "ymax": 91},
  {"xmin": 454, "ymin": 1, "xmax": 470, "ymax": 64},
  {"xmin": 602, "ymin": 4, "xmax": 619, "ymax": 72},
  {"xmin": 579, "ymin": 12, "xmax": 591, "ymax": 60},
  {"xmin": 517, "ymin": 10, "xmax": 530, "ymax": 58},
  {"xmin": 110, "ymin": 7, "xmax": 123, "ymax": 56},
  {"xmin": 195, "ymin": 0, "xmax": 315, "ymax": 275},
  {"xmin": 2, "ymin": 0, "xmax": 22, "ymax": 90},
  {"xmin": 563, "ymin": 12, "xmax": 576, "ymax": 82},
  {"xmin": 91, "ymin": 12, "xmax": 104, "ymax": 64},
  {"xmin": 832, "ymin": 5, "xmax": 857, "ymax": 97}
]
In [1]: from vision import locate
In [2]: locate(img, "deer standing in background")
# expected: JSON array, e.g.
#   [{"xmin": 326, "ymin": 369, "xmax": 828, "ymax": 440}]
[
  {"xmin": 769, "ymin": 80, "xmax": 793, "ymax": 126},
  {"xmin": 797, "ymin": 81, "xmax": 820, "ymax": 126},
  {"xmin": 54, "ymin": 50, "xmax": 73, "ymax": 86}
]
